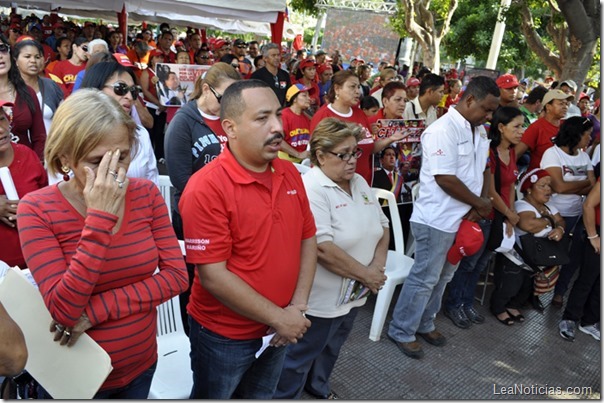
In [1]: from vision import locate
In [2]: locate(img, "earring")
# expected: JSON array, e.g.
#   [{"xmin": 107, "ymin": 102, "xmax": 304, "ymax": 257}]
[
  {"xmin": 10, "ymin": 131, "xmax": 18, "ymax": 143},
  {"xmin": 335, "ymin": 93, "xmax": 339, "ymax": 100},
  {"xmin": 61, "ymin": 166, "xmax": 71, "ymax": 182}
]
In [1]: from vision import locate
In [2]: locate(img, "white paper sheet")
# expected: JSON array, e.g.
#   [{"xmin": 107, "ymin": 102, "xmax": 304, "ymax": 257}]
[
  {"xmin": 255, "ymin": 333, "xmax": 275, "ymax": 358},
  {"xmin": 0, "ymin": 267, "xmax": 113, "ymax": 399},
  {"xmin": 0, "ymin": 166, "xmax": 18, "ymax": 199}
]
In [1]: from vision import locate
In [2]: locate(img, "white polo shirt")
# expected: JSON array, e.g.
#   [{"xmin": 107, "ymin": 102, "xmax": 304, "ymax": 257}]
[
  {"xmin": 302, "ymin": 167, "xmax": 389, "ymax": 318},
  {"xmin": 403, "ymin": 96, "xmax": 438, "ymax": 126},
  {"xmin": 411, "ymin": 106, "xmax": 491, "ymax": 233}
]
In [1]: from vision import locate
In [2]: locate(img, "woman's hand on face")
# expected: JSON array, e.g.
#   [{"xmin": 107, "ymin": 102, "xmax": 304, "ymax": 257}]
[
  {"xmin": 0, "ymin": 196, "xmax": 18, "ymax": 228},
  {"xmin": 83, "ymin": 149, "xmax": 128, "ymax": 216}
]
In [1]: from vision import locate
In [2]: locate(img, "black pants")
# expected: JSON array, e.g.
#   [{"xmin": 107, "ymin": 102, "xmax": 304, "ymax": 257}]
[
  {"xmin": 490, "ymin": 253, "xmax": 533, "ymax": 315},
  {"xmin": 563, "ymin": 230, "xmax": 601, "ymax": 326},
  {"xmin": 147, "ymin": 107, "xmax": 167, "ymax": 160}
]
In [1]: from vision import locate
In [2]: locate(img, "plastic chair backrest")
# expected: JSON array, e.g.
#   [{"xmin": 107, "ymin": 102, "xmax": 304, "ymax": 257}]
[
  {"xmin": 371, "ymin": 188, "xmax": 405, "ymax": 254},
  {"xmin": 158, "ymin": 175, "xmax": 173, "ymax": 218},
  {"xmin": 293, "ymin": 163, "xmax": 311, "ymax": 174}
]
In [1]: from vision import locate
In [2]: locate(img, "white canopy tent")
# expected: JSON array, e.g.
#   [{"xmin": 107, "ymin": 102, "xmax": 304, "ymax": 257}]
[{"xmin": 0, "ymin": 0, "xmax": 296, "ymax": 36}]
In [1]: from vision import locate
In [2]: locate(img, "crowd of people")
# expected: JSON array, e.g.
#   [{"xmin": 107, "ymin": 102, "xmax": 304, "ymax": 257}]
[{"xmin": 0, "ymin": 10, "xmax": 600, "ymax": 400}]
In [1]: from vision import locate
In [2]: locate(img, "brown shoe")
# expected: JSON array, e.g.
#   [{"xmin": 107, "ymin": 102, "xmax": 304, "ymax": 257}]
[
  {"xmin": 417, "ymin": 330, "xmax": 447, "ymax": 347},
  {"xmin": 388, "ymin": 335, "xmax": 425, "ymax": 359},
  {"xmin": 551, "ymin": 294, "xmax": 564, "ymax": 308}
]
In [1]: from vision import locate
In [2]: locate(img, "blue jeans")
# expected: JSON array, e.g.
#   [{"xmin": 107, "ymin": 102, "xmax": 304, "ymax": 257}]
[
  {"xmin": 444, "ymin": 219, "xmax": 493, "ymax": 310},
  {"xmin": 37, "ymin": 362, "xmax": 156, "ymax": 399},
  {"xmin": 388, "ymin": 222, "xmax": 458, "ymax": 343},
  {"xmin": 275, "ymin": 308, "xmax": 359, "ymax": 399},
  {"xmin": 188, "ymin": 316, "xmax": 287, "ymax": 399}
]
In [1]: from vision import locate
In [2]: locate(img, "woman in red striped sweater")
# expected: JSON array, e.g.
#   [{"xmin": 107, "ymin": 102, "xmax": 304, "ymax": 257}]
[{"xmin": 17, "ymin": 89, "xmax": 188, "ymax": 398}]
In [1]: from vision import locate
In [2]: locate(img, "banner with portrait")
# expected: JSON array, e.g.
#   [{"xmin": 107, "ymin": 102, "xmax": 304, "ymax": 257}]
[{"xmin": 155, "ymin": 63, "xmax": 210, "ymax": 107}]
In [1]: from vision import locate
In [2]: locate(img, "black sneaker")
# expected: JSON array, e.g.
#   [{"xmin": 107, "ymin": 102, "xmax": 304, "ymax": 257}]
[
  {"xmin": 444, "ymin": 307, "xmax": 471, "ymax": 329},
  {"xmin": 464, "ymin": 305, "xmax": 485, "ymax": 324}
]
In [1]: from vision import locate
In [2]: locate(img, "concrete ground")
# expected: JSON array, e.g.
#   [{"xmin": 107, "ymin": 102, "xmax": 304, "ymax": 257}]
[{"xmin": 301, "ymin": 280, "xmax": 601, "ymax": 400}]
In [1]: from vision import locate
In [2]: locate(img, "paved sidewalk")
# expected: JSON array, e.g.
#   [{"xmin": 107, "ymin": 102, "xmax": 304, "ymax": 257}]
[{"xmin": 302, "ymin": 285, "xmax": 601, "ymax": 400}]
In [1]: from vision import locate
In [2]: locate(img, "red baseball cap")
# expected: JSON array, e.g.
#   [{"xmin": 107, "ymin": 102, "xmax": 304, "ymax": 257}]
[
  {"xmin": 496, "ymin": 74, "xmax": 519, "ymax": 89},
  {"xmin": 299, "ymin": 58, "xmax": 317, "ymax": 70},
  {"xmin": 113, "ymin": 53, "xmax": 134, "ymax": 67},
  {"xmin": 317, "ymin": 63, "xmax": 333, "ymax": 76},
  {"xmin": 406, "ymin": 77, "xmax": 420, "ymax": 87},
  {"xmin": 52, "ymin": 21, "xmax": 64, "ymax": 29},
  {"xmin": 579, "ymin": 93, "xmax": 590, "ymax": 102},
  {"xmin": 447, "ymin": 219, "xmax": 484, "ymax": 265},
  {"xmin": 213, "ymin": 39, "xmax": 227, "ymax": 50}
]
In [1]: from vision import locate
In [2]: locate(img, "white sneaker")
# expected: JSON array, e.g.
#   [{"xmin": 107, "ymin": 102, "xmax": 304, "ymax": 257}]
[{"xmin": 578, "ymin": 323, "xmax": 601, "ymax": 341}]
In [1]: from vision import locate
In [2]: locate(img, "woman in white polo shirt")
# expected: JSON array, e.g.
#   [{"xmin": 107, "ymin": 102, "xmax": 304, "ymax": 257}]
[
  {"xmin": 275, "ymin": 118, "xmax": 389, "ymax": 400},
  {"xmin": 540, "ymin": 116, "xmax": 595, "ymax": 308}
]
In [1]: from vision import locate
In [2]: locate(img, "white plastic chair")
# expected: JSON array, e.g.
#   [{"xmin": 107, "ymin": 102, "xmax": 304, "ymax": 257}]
[
  {"xmin": 404, "ymin": 182, "xmax": 421, "ymax": 257},
  {"xmin": 148, "ymin": 240, "xmax": 192, "ymax": 399},
  {"xmin": 369, "ymin": 188, "xmax": 415, "ymax": 341},
  {"xmin": 158, "ymin": 175, "xmax": 173, "ymax": 222},
  {"xmin": 293, "ymin": 162, "xmax": 311, "ymax": 174}
]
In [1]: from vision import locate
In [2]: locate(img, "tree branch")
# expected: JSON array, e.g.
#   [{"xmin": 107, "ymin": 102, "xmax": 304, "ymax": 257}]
[
  {"xmin": 438, "ymin": 0, "xmax": 460, "ymax": 41},
  {"xmin": 516, "ymin": 0, "xmax": 561, "ymax": 77},
  {"xmin": 401, "ymin": 0, "xmax": 431, "ymax": 49}
]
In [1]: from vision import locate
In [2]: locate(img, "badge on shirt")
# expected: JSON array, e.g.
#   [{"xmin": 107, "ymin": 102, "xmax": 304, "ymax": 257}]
[{"xmin": 279, "ymin": 81, "xmax": 287, "ymax": 89}]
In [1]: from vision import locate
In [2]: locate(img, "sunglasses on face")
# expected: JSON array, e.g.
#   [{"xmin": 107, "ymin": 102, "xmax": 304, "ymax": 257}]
[
  {"xmin": 0, "ymin": 44, "xmax": 10, "ymax": 54},
  {"xmin": 208, "ymin": 84, "xmax": 222, "ymax": 103},
  {"xmin": 236, "ymin": 45, "xmax": 246, "ymax": 49},
  {"xmin": 198, "ymin": 55, "xmax": 210, "ymax": 60},
  {"xmin": 81, "ymin": 45, "xmax": 89, "ymax": 52},
  {"xmin": 11, "ymin": 29, "xmax": 21, "ymax": 34},
  {"xmin": 105, "ymin": 82, "xmax": 142, "ymax": 98}
]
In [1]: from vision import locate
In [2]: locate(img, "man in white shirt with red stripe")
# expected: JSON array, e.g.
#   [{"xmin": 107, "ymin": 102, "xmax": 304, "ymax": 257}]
[{"xmin": 387, "ymin": 76, "xmax": 500, "ymax": 359}]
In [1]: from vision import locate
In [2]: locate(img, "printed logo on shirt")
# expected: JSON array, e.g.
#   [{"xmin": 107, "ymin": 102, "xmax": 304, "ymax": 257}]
[
  {"xmin": 562, "ymin": 164, "xmax": 588, "ymax": 177},
  {"xmin": 361, "ymin": 192, "xmax": 373, "ymax": 205},
  {"xmin": 186, "ymin": 238, "xmax": 210, "ymax": 251},
  {"xmin": 279, "ymin": 81, "xmax": 287, "ymax": 89},
  {"xmin": 433, "ymin": 149, "xmax": 446, "ymax": 156},
  {"xmin": 335, "ymin": 203, "xmax": 348, "ymax": 209},
  {"xmin": 286, "ymin": 189, "xmax": 298, "ymax": 195}
]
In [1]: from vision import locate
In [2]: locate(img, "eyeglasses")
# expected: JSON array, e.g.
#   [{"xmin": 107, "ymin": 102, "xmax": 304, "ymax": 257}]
[
  {"xmin": 236, "ymin": 45, "xmax": 247, "ymax": 49},
  {"xmin": 208, "ymin": 84, "xmax": 222, "ymax": 103},
  {"xmin": 105, "ymin": 82, "xmax": 142, "ymax": 98},
  {"xmin": 81, "ymin": 45, "xmax": 89, "ymax": 52},
  {"xmin": 198, "ymin": 55, "xmax": 210, "ymax": 60},
  {"xmin": 0, "ymin": 44, "xmax": 10, "ymax": 54},
  {"xmin": 327, "ymin": 147, "xmax": 363, "ymax": 162},
  {"xmin": 11, "ymin": 29, "xmax": 21, "ymax": 34}
]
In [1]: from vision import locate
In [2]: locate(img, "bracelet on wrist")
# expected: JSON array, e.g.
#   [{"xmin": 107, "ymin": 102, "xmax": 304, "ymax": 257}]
[
  {"xmin": 556, "ymin": 225, "xmax": 565, "ymax": 234},
  {"xmin": 587, "ymin": 234, "xmax": 599, "ymax": 240}
]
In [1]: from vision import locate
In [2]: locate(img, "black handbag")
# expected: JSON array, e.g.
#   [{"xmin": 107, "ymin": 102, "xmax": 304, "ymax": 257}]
[{"xmin": 519, "ymin": 233, "xmax": 570, "ymax": 268}]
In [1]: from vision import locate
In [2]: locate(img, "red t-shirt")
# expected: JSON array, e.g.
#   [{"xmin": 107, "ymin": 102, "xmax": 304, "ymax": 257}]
[
  {"xmin": 489, "ymin": 147, "xmax": 519, "ymax": 218},
  {"xmin": 12, "ymin": 87, "xmax": 47, "ymax": 160},
  {"xmin": 201, "ymin": 113, "xmax": 228, "ymax": 150},
  {"xmin": 179, "ymin": 147, "xmax": 316, "ymax": 339},
  {"xmin": 281, "ymin": 107, "xmax": 311, "ymax": 153},
  {"xmin": 521, "ymin": 117, "xmax": 560, "ymax": 172},
  {"xmin": 52, "ymin": 59, "xmax": 87, "ymax": 97},
  {"xmin": 18, "ymin": 179, "xmax": 188, "ymax": 391},
  {"xmin": 0, "ymin": 144, "xmax": 47, "ymax": 267},
  {"xmin": 311, "ymin": 104, "xmax": 374, "ymax": 184}
]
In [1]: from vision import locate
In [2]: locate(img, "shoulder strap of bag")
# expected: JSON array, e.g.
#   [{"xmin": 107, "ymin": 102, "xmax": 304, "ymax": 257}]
[{"xmin": 411, "ymin": 101, "xmax": 419, "ymax": 120}]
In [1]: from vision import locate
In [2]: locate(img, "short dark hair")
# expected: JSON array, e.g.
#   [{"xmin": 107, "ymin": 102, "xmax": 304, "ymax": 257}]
[
  {"xmin": 554, "ymin": 116, "xmax": 594, "ymax": 152},
  {"xmin": 220, "ymin": 79, "xmax": 271, "ymax": 122},
  {"xmin": 489, "ymin": 106, "xmax": 523, "ymax": 148},
  {"xmin": 80, "ymin": 61, "xmax": 137, "ymax": 92},
  {"xmin": 380, "ymin": 146, "xmax": 398, "ymax": 159},
  {"xmin": 360, "ymin": 95, "xmax": 379, "ymax": 111},
  {"xmin": 419, "ymin": 73, "xmax": 444, "ymax": 96},
  {"xmin": 459, "ymin": 76, "xmax": 500, "ymax": 102},
  {"xmin": 525, "ymin": 85, "xmax": 548, "ymax": 105},
  {"xmin": 382, "ymin": 81, "xmax": 406, "ymax": 101}
]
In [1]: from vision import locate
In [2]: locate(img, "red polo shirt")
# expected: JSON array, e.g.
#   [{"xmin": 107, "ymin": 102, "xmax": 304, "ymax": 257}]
[
  {"xmin": 179, "ymin": 146, "xmax": 316, "ymax": 339},
  {"xmin": 521, "ymin": 117, "xmax": 561, "ymax": 172}
]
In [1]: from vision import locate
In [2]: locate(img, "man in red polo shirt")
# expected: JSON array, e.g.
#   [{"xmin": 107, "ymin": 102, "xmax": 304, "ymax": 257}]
[
  {"xmin": 179, "ymin": 79, "xmax": 317, "ymax": 399},
  {"xmin": 156, "ymin": 30, "xmax": 176, "ymax": 63}
]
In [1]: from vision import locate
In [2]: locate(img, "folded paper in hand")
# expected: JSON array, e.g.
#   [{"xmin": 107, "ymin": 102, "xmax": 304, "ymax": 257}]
[{"xmin": 0, "ymin": 267, "xmax": 112, "ymax": 399}]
